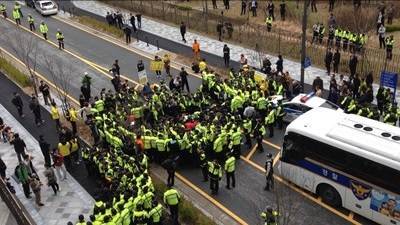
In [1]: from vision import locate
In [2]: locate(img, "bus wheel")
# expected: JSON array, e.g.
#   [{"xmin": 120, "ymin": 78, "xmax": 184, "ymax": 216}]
[{"xmin": 317, "ymin": 184, "xmax": 342, "ymax": 207}]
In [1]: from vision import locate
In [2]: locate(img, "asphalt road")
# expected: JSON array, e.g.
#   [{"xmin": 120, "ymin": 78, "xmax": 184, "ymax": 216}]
[{"xmin": 0, "ymin": 3, "xmax": 374, "ymax": 225}]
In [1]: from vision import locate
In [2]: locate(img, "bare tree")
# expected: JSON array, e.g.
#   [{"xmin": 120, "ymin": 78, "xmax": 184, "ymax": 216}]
[
  {"xmin": 42, "ymin": 54, "xmax": 74, "ymax": 116},
  {"xmin": 6, "ymin": 33, "xmax": 39, "ymax": 96}
]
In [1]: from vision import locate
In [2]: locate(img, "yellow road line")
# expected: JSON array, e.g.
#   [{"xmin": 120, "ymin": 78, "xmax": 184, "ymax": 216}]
[
  {"xmin": 240, "ymin": 156, "xmax": 362, "ymax": 225},
  {"xmin": 1, "ymin": 43, "xmax": 248, "ymax": 225},
  {"xmin": 262, "ymin": 139, "xmax": 281, "ymax": 150},
  {"xmin": 245, "ymin": 144, "xmax": 258, "ymax": 160},
  {"xmin": 4, "ymin": 17, "xmax": 141, "ymax": 88},
  {"xmin": 175, "ymin": 173, "xmax": 248, "ymax": 225},
  {"xmin": 0, "ymin": 46, "xmax": 79, "ymax": 106},
  {"xmin": 53, "ymin": 15, "xmax": 203, "ymax": 79}
]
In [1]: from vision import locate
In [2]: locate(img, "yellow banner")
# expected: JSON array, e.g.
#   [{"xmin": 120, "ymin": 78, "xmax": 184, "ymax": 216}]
[{"xmin": 150, "ymin": 60, "xmax": 163, "ymax": 71}]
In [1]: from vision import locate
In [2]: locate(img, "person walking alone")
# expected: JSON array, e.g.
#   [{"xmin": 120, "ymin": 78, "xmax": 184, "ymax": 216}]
[
  {"xmin": 29, "ymin": 175, "xmax": 44, "ymax": 206},
  {"xmin": 180, "ymin": 22, "xmax": 186, "ymax": 43},
  {"xmin": 11, "ymin": 92, "xmax": 24, "ymax": 118},
  {"xmin": 264, "ymin": 153, "xmax": 274, "ymax": 191},
  {"xmin": 44, "ymin": 164, "xmax": 59, "ymax": 195},
  {"xmin": 223, "ymin": 44, "xmax": 230, "ymax": 67}
]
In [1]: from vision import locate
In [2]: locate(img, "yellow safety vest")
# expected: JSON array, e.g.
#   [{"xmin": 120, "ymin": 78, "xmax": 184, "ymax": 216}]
[
  {"xmin": 58, "ymin": 142, "xmax": 71, "ymax": 157},
  {"xmin": 50, "ymin": 106, "xmax": 60, "ymax": 120}
]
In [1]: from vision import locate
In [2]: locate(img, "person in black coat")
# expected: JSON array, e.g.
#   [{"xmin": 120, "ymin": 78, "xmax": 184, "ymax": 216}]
[
  {"xmin": 312, "ymin": 76, "xmax": 324, "ymax": 92},
  {"xmin": 11, "ymin": 92, "xmax": 24, "ymax": 118},
  {"xmin": 39, "ymin": 135, "xmax": 51, "ymax": 167},
  {"xmin": 179, "ymin": 67, "xmax": 190, "ymax": 93},
  {"xmin": 130, "ymin": 13, "xmax": 137, "ymax": 32},
  {"xmin": 223, "ymin": 44, "xmax": 230, "ymax": 67},
  {"xmin": 180, "ymin": 22, "xmax": 186, "ymax": 43},
  {"xmin": 325, "ymin": 48, "xmax": 333, "ymax": 75},
  {"xmin": 333, "ymin": 49, "xmax": 340, "ymax": 74},
  {"xmin": 0, "ymin": 157, "xmax": 6, "ymax": 179},
  {"xmin": 29, "ymin": 96, "xmax": 43, "ymax": 126},
  {"xmin": 352, "ymin": 74, "xmax": 361, "ymax": 99},
  {"xmin": 349, "ymin": 54, "xmax": 358, "ymax": 78},
  {"xmin": 123, "ymin": 26, "xmax": 132, "ymax": 44},
  {"xmin": 276, "ymin": 55, "xmax": 283, "ymax": 73}
]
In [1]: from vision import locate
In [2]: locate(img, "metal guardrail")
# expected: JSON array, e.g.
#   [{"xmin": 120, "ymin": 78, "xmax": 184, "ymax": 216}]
[{"xmin": 0, "ymin": 178, "xmax": 37, "ymax": 225}]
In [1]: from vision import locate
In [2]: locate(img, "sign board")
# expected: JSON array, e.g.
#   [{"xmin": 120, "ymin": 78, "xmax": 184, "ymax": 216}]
[
  {"xmin": 254, "ymin": 71, "xmax": 267, "ymax": 84},
  {"xmin": 304, "ymin": 57, "xmax": 311, "ymax": 69},
  {"xmin": 380, "ymin": 71, "xmax": 398, "ymax": 102},
  {"xmin": 150, "ymin": 60, "xmax": 163, "ymax": 71},
  {"xmin": 138, "ymin": 70, "xmax": 148, "ymax": 84}
]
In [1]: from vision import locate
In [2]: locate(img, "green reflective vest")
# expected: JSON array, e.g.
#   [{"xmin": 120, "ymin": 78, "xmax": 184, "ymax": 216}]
[
  {"xmin": 39, "ymin": 24, "xmax": 48, "ymax": 34},
  {"xmin": 224, "ymin": 156, "xmax": 236, "ymax": 173},
  {"xmin": 56, "ymin": 32, "xmax": 64, "ymax": 40},
  {"xmin": 12, "ymin": 9, "xmax": 20, "ymax": 19},
  {"xmin": 163, "ymin": 189, "xmax": 180, "ymax": 206},
  {"xmin": 148, "ymin": 204, "xmax": 163, "ymax": 223}
]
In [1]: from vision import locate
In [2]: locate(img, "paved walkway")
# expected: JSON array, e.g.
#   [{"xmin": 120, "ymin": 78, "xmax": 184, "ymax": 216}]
[
  {"xmin": 0, "ymin": 104, "xmax": 94, "ymax": 225},
  {"xmin": 0, "ymin": 200, "xmax": 18, "ymax": 225},
  {"xmin": 73, "ymin": 1, "xmax": 400, "ymax": 103}
]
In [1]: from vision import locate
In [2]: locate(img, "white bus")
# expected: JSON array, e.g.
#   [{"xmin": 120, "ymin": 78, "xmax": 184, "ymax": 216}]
[{"xmin": 278, "ymin": 107, "xmax": 400, "ymax": 225}]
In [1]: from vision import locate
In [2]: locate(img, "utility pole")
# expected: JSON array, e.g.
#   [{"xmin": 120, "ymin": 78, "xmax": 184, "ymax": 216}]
[{"xmin": 300, "ymin": 0, "xmax": 309, "ymax": 92}]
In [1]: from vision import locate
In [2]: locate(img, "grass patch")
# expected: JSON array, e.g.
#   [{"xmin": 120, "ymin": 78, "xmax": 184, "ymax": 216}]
[
  {"xmin": 0, "ymin": 56, "xmax": 31, "ymax": 87},
  {"xmin": 386, "ymin": 24, "xmax": 400, "ymax": 33},
  {"xmin": 151, "ymin": 175, "xmax": 217, "ymax": 225},
  {"xmin": 75, "ymin": 16, "xmax": 125, "ymax": 39}
]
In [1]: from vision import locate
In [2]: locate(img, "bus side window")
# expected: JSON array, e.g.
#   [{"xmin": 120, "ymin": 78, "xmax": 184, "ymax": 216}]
[{"xmin": 282, "ymin": 133, "xmax": 305, "ymax": 163}]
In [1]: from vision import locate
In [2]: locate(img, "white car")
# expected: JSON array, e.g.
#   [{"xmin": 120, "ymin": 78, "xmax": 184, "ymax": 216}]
[
  {"xmin": 35, "ymin": 0, "xmax": 58, "ymax": 16},
  {"xmin": 282, "ymin": 93, "xmax": 343, "ymax": 123}
]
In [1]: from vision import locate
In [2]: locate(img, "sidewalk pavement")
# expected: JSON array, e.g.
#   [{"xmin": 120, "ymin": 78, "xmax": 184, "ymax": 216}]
[
  {"xmin": 72, "ymin": 1, "xmax": 400, "ymax": 103},
  {"xmin": 0, "ymin": 200, "xmax": 18, "ymax": 225},
  {"xmin": 0, "ymin": 104, "xmax": 94, "ymax": 225}
]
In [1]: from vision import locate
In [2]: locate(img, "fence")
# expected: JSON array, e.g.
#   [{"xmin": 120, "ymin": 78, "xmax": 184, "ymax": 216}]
[
  {"xmin": 103, "ymin": 1, "xmax": 400, "ymax": 82},
  {"xmin": 0, "ymin": 178, "xmax": 37, "ymax": 225}
]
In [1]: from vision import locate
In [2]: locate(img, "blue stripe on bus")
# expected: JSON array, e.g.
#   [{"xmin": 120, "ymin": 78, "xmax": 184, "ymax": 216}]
[{"xmin": 297, "ymin": 160, "xmax": 350, "ymax": 187}]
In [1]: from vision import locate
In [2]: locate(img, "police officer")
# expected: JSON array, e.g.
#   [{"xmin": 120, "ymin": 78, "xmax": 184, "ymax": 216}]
[
  {"xmin": 260, "ymin": 206, "xmax": 279, "ymax": 225},
  {"xmin": 224, "ymin": 153, "xmax": 236, "ymax": 189},
  {"xmin": 264, "ymin": 153, "xmax": 274, "ymax": 191},
  {"xmin": 27, "ymin": 14, "xmax": 35, "ymax": 31},
  {"xmin": 163, "ymin": 188, "xmax": 180, "ymax": 225},
  {"xmin": 199, "ymin": 151, "xmax": 208, "ymax": 182},
  {"xmin": 265, "ymin": 16, "xmax": 273, "ymax": 32},
  {"xmin": 276, "ymin": 101, "xmax": 286, "ymax": 129},
  {"xmin": 12, "ymin": 8, "xmax": 21, "ymax": 25},
  {"xmin": 208, "ymin": 160, "xmax": 222, "ymax": 194},
  {"xmin": 0, "ymin": 4, "xmax": 7, "ymax": 18},
  {"xmin": 385, "ymin": 35, "xmax": 394, "ymax": 60},
  {"xmin": 76, "ymin": 215, "xmax": 86, "ymax": 225},
  {"xmin": 56, "ymin": 29, "xmax": 64, "ymax": 50},
  {"xmin": 148, "ymin": 200, "xmax": 163, "ymax": 225},
  {"xmin": 39, "ymin": 21, "xmax": 49, "ymax": 40}
]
